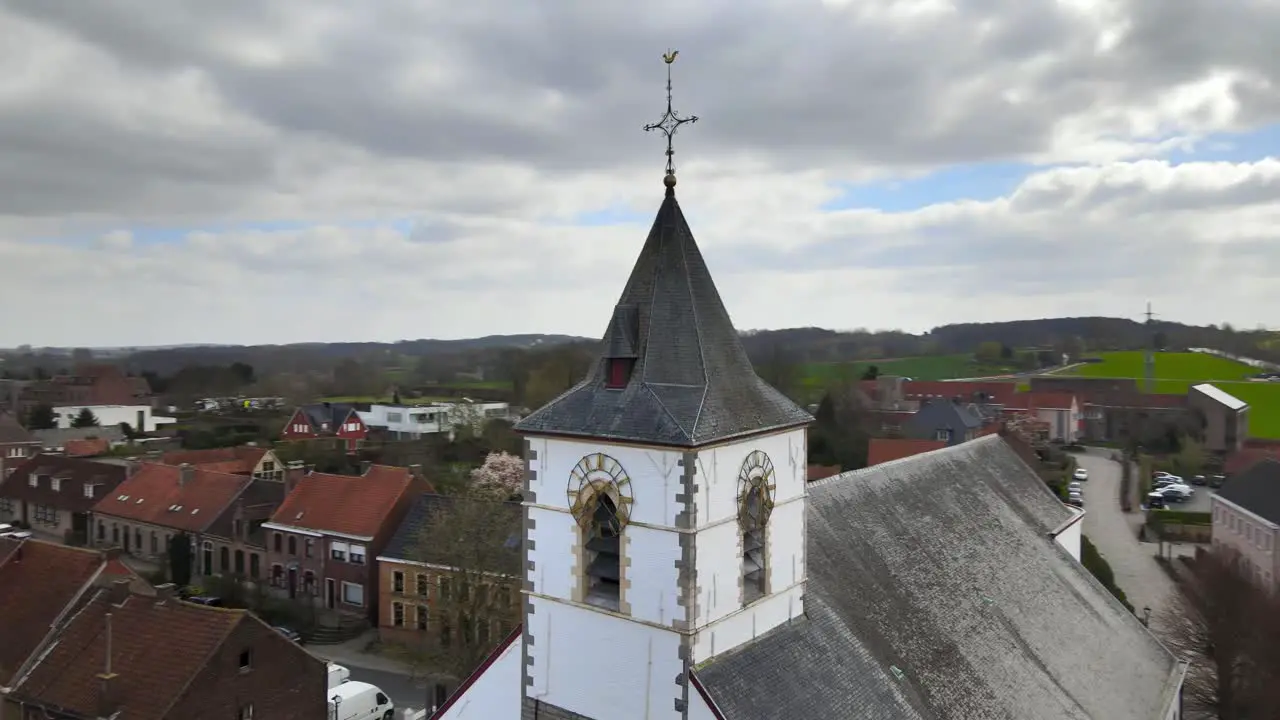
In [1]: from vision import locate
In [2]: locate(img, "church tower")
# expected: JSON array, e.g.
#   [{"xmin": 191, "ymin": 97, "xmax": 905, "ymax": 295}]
[{"xmin": 514, "ymin": 53, "xmax": 813, "ymax": 720}]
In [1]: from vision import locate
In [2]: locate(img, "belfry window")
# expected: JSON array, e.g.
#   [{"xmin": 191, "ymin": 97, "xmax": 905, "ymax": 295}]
[
  {"xmin": 584, "ymin": 493, "xmax": 622, "ymax": 611},
  {"xmin": 737, "ymin": 450, "xmax": 777, "ymax": 606},
  {"xmin": 606, "ymin": 358, "xmax": 633, "ymax": 389}
]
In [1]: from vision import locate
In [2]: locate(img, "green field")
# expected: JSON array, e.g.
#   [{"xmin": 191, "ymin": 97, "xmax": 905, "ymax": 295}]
[
  {"xmin": 800, "ymin": 354, "xmax": 1021, "ymax": 393},
  {"xmin": 1057, "ymin": 351, "xmax": 1280, "ymax": 438}
]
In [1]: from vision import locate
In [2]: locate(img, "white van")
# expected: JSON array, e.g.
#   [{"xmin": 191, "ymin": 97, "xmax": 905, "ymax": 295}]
[
  {"xmin": 327, "ymin": 663, "xmax": 351, "ymax": 691},
  {"xmin": 328, "ymin": 680, "xmax": 394, "ymax": 720}
]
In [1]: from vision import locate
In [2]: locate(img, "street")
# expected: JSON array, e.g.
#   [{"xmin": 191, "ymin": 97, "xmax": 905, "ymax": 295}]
[
  {"xmin": 1075, "ymin": 449, "xmax": 1179, "ymax": 632},
  {"xmin": 346, "ymin": 665, "xmax": 430, "ymax": 715}
]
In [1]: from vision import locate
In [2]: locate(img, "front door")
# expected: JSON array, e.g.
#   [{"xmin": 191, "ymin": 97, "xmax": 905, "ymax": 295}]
[
  {"xmin": 287, "ymin": 568, "xmax": 297, "ymax": 599},
  {"xmin": 325, "ymin": 578, "xmax": 336, "ymax": 609}
]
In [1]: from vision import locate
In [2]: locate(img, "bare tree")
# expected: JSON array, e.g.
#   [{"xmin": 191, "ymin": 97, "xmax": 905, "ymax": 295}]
[
  {"xmin": 392, "ymin": 495, "xmax": 523, "ymax": 685},
  {"xmin": 1158, "ymin": 547, "xmax": 1280, "ymax": 718}
]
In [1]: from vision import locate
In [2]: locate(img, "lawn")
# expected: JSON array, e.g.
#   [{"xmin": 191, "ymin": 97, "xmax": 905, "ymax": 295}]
[
  {"xmin": 799, "ymin": 354, "xmax": 1022, "ymax": 394},
  {"xmin": 1054, "ymin": 351, "xmax": 1280, "ymax": 439}
]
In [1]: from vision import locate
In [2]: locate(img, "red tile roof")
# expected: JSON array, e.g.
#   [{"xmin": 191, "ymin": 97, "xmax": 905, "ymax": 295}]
[
  {"xmin": 1003, "ymin": 392, "xmax": 1077, "ymax": 412},
  {"xmin": 867, "ymin": 438, "xmax": 948, "ymax": 466},
  {"xmin": 12, "ymin": 587, "xmax": 244, "ymax": 718},
  {"xmin": 63, "ymin": 437, "xmax": 110, "ymax": 457},
  {"xmin": 0, "ymin": 540, "xmax": 105, "ymax": 684},
  {"xmin": 160, "ymin": 445, "xmax": 269, "ymax": 474},
  {"xmin": 270, "ymin": 465, "xmax": 416, "ymax": 539},
  {"xmin": 901, "ymin": 381, "xmax": 1019, "ymax": 404},
  {"xmin": 806, "ymin": 464, "xmax": 842, "ymax": 482},
  {"xmin": 92, "ymin": 463, "xmax": 251, "ymax": 532},
  {"xmin": 1225, "ymin": 448, "xmax": 1280, "ymax": 476}
]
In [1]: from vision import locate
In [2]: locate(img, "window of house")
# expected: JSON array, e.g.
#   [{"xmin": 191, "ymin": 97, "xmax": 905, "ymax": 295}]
[
  {"xmin": 459, "ymin": 614, "xmax": 474, "ymax": 646},
  {"xmin": 135, "ymin": 529, "xmax": 142, "ymax": 550},
  {"xmin": 392, "ymin": 602, "xmax": 405, "ymax": 627},
  {"xmin": 497, "ymin": 585, "xmax": 512, "ymax": 609},
  {"xmin": 349, "ymin": 544, "xmax": 366, "ymax": 565},
  {"xmin": 273, "ymin": 533, "xmax": 282, "ymax": 552},
  {"xmin": 238, "ymin": 649, "xmax": 252, "ymax": 672},
  {"xmin": 0, "ymin": 498, "xmax": 10, "ymax": 513},
  {"xmin": 83, "ymin": 483, "xmax": 97, "ymax": 499},
  {"xmin": 112, "ymin": 524, "xmax": 119, "ymax": 544},
  {"xmin": 220, "ymin": 546, "xmax": 230, "ymax": 573},
  {"xmin": 202, "ymin": 541, "xmax": 213, "ymax": 575},
  {"xmin": 458, "ymin": 580, "xmax": 471, "ymax": 603},
  {"xmin": 28, "ymin": 475, "xmax": 38, "ymax": 488},
  {"xmin": 478, "ymin": 618, "xmax": 491, "ymax": 647},
  {"xmin": 498, "ymin": 619, "xmax": 513, "ymax": 638},
  {"xmin": 304, "ymin": 570, "xmax": 315, "ymax": 594},
  {"xmin": 271, "ymin": 564, "xmax": 284, "ymax": 587},
  {"xmin": 933, "ymin": 429, "xmax": 951, "ymax": 442},
  {"xmin": 305, "ymin": 538, "xmax": 314, "ymax": 558},
  {"xmin": 150, "ymin": 532, "xmax": 158, "ymax": 554},
  {"xmin": 393, "ymin": 571, "xmax": 405, "ymax": 593},
  {"xmin": 97, "ymin": 521, "xmax": 105, "ymax": 540},
  {"xmin": 34, "ymin": 505, "xmax": 57, "ymax": 525},
  {"xmin": 386, "ymin": 412, "xmax": 403, "ymax": 423},
  {"xmin": 50, "ymin": 477, "xmax": 61, "ymax": 492},
  {"xmin": 440, "ymin": 617, "xmax": 451, "ymax": 648},
  {"xmin": 250, "ymin": 553, "xmax": 261, "ymax": 578},
  {"xmin": 416, "ymin": 605, "xmax": 428, "ymax": 630},
  {"xmin": 439, "ymin": 577, "xmax": 452, "ymax": 602},
  {"xmin": 287, "ymin": 536, "xmax": 297, "ymax": 556},
  {"xmin": 342, "ymin": 581, "xmax": 364, "ymax": 607},
  {"xmin": 416, "ymin": 573, "xmax": 429, "ymax": 596},
  {"xmin": 235, "ymin": 550, "xmax": 245, "ymax": 575},
  {"xmin": 238, "ymin": 705, "xmax": 253, "ymax": 720},
  {"xmin": 331, "ymin": 542, "xmax": 349, "ymax": 562}
]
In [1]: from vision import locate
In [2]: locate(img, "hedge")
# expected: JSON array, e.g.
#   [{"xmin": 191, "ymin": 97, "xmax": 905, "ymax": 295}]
[
  {"xmin": 1150, "ymin": 509, "xmax": 1212, "ymax": 526},
  {"xmin": 1081, "ymin": 534, "xmax": 1135, "ymax": 614}
]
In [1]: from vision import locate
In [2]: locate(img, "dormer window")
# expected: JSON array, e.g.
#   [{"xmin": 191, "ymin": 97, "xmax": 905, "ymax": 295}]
[{"xmin": 606, "ymin": 358, "xmax": 633, "ymax": 389}]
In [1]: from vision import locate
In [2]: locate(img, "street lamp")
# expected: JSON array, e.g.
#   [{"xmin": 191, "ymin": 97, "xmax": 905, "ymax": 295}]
[
  {"xmin": 331, "ymin": 694, "xmax": 342, "ymax": 720},
  {"xmin": 1141, "ymin": 606, "xmax": 1151, "ymax": 627}
]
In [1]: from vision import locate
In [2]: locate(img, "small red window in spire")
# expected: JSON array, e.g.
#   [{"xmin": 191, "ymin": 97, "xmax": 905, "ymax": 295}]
[{"xmin": 606, "ymin": 359, "xmax": 632, "ymax": 389}]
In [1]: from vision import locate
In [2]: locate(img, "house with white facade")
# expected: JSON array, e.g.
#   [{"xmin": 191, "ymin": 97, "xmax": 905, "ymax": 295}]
[
  {"xmin": 50, "ymin": 404, "xmax": 176, "ymax": 433},
  {"xmin": 1006, "ymin": 391, "xmax": 1082, "ymax": 443},
  {"xmin": 359, "ymin": 400, "xmax": 510, "ymax": 440},
  {"xmin": 430, "ymin": 167, "xmax": 1184, "ymax": 719}
]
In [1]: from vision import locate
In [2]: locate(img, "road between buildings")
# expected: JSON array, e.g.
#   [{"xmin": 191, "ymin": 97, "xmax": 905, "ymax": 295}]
[
  {"xmin": 346, "ymin": 665, "xmax": 430, "ymax": 717},
  {"xmin": 1076, "ymin": 448, "xmax": 1179, "ymax": 632}
]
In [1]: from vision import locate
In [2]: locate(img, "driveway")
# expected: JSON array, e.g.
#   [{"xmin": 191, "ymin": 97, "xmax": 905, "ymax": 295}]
[{"xmin": 1075, "ymin": 449, "xmax": 1179, "ymax": 631}]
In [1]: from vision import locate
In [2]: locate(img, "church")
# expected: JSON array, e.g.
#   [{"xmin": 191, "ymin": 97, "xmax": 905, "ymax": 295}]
[{"xmin": 431, "ymin": 59, "xmax": 1186, "ymax": 720}]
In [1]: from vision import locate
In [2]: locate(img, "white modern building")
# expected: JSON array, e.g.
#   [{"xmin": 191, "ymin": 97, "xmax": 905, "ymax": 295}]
[
  {"xmin": 50, "ymin": 404, "xmax": 176, "ymax": 433},
  {"xmin": 358, "ymin": 400, "xmax": 509, "ymax": 440}
]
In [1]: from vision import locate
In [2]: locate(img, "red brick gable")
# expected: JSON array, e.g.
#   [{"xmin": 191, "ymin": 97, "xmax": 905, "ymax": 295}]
[{"xmin": 867, "ymin": 438, "xmax": 948, "ymax": 466}]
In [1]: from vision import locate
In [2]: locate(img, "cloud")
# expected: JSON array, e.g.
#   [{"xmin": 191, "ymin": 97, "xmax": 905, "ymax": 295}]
[{"xmin": 1, "ymin": 0, "xmax": 1279, "ymax": 346}]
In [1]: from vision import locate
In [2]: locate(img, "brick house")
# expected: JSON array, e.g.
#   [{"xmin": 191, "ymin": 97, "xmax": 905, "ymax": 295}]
[
  {"xmin": 262, "ymin": 464, "xmax": 429, "ymax": 621},
  {"xmin": 161, "ymin": 444, "xmax": 286, "ymax": 480},
  {"xmin": 1212, "ymin": 458, "xmax": 1280, "ymax": 592},
  {"xmin": 1189, "ymin": 383, "xmax": 1249, "ymax": 453},
  {"xmin": 90, "ymin": 462, "xmax": 284, "ymax": 584},
  {"xmin": 279, "ymin": 402, "xmax": 369, "ymax": 452},
  {"xmin": 0, "ymin": 537, "xmax": 129, "ymax": 687},
  {"xmin": 0, "ymin": 453, "xmax": 128, "ymax": 544},
  {"xmin": 4, "ymin": 580, "xmax": 327, "ymax": 720},
  {"xmin": 15, "ymin": 364, "xmax": 152, "ymax": 417},
  {"xmin": 375, "ymin": 493, "xmax": 522, "ymax": 651},
  {"xmin": 0, "ymin": 411, "xmax": 41, "ymax": 480}
]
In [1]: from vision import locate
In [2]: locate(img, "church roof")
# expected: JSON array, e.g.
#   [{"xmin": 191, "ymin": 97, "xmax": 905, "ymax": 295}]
[
  {"xmin": 515, "ymin": 184, "xmax": 812, "ymax": 447},
  {"xmin": 694, "ymin": 435, "xmax": 1184, "ymax": 719}
]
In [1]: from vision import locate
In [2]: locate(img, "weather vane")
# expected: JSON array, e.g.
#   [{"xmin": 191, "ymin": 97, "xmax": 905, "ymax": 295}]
[{"xmin": 644, "ymin": 50, "xmax": 698, "ymax": 185}]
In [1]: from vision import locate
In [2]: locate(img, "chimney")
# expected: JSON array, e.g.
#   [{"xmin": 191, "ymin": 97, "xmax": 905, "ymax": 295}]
[
  {"xmin": 108, "ymin": 578, "xmax": 131, "ymax": 604},
  {"xmin": 179, "ymin": 462, "xmax": 194, "ymax": 487},
  {"xmin": 154, "ymin": 583, "xmax": 177, "ymax": 601},
  {"xmin": 284, "ymin": 467, "xmax": 303, "ymax": 495},
  {"xmin": 125, "ymin": 460, "xmax": 141, "ymax": 479},
  {"xmin": 408, "ymin": 463, "xmax": 422, "ymax": 479},
  {"xmin": 360, "ymin": 460, "xmax": 372, "ymax": 476},
  {"xmin": 97, "ymin": 612, "xmax": 120, "ymax": 717}
]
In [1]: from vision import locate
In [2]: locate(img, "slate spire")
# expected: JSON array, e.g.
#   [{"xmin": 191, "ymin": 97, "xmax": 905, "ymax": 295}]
[{"xmin": 515, "ymin": 184, "xmax": 813, "ymax": 447}]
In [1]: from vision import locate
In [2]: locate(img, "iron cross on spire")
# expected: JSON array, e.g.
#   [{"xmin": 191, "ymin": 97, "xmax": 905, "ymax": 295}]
[{"xmin": 644, "ymin": 50, "xmax": 698, "ymax": 183}]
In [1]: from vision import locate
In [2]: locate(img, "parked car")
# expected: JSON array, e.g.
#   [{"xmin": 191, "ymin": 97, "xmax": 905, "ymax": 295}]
[
  {"xmin": 1146, "ymin": 492, "xmax": 1167, "ymax": 509},
  {"xmin": 275, "ymin": 626, "xmax": 303, "ymax": 644},
  {"xmin": 1154, "ymin": 472, "xmax": 1182, "ymax": 482},
  {"xmin": 1210, "ymin": 474, "xmax": 1226, "ymax": 488},
  {"xmin": 1073, "ymin": 467, "xmax": 1089, "ymax": 481},
  {"xmin": 184, "ymin": 595, "xmax": 224, "ymax": 607},
  {"xmin": 1158, "ymin": 485, "xmax": 1194, "ymax": 502},
  {"xmin": 329, "ymin": 680, "xmax": 394, "ymax": 720},
  {"xmin": 1067, "ymin": 496, "xmax": 1084, "ymax": 508},
  {"xmin": 1190, "ymin": 475, "xmax": 1207, "ymax": 486},
  {"xmin": 1067, "ymin": 481, "xmax": 1083, "ymax": 493}
]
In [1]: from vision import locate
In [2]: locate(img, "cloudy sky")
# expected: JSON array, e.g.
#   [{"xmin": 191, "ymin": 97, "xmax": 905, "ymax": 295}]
[{"xmin": 2, "ymin": 0, "xmax": 1278, "ymax": 348}]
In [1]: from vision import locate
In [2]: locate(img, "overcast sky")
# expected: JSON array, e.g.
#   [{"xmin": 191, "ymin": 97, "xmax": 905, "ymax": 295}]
[{"xmin": 2, "ymin": 0, "xmax": 1279, "ymax": 347}]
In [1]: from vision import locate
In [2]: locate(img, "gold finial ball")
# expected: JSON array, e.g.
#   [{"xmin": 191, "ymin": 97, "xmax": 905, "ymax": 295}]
[{"xmin": 664, "ymin": 173, "xmax": 677, "ymax": 188}]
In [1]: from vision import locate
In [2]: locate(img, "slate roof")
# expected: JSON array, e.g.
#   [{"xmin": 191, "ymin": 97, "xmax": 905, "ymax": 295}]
[
  {"xmin": 300, "ymin": 402, "xmax": 357, "ymax": 428},
  {"xmin": 10, "ymin": 586, "xmax": 245, "ymax": 718},
  {"xmin": 695, "ymin": 435, "xmax": 1182, "ymax": 720},
  {"xmin": 269, "ymin": 464, "xmax": 417, "ymax": 539},
  {"xmin": 0, "ymin": 411, "xmax": 39, "ymax": 445},
  {"xmin": 0, "ymin": 453, "xmax": 129, "ymax": 513},
  {"xmin": 380, "ymin": 492, "xmax": 521, "ymax": 573},
  {"xmin": 514, "ymin": 185, "xmax": 813, "ymax": 447},
  {"xmin": 92, "ymin": 463, "xmax": 252, "ymax": 532},
  {"xmin": 0, "ymin": 539, "xmax": 106, "ymax": 685},
  {"xmin": 1217, "ymin": 458, "xmax": 1280, "ymax": 524}
]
